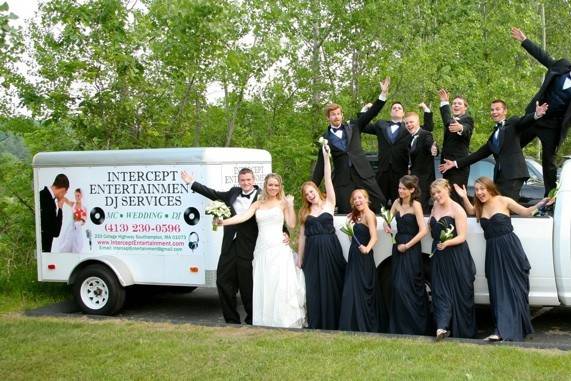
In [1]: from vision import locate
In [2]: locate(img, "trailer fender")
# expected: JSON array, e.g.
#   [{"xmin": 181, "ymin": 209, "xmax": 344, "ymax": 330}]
[{"xmin": 69, "ymin": 256, "xmax": 135, "ymax": 287}]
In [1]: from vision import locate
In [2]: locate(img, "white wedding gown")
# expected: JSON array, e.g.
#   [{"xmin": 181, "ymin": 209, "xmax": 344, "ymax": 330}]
[{"xmin": 252, "ymin": 206, "xmax": 306, "ymax": 328}]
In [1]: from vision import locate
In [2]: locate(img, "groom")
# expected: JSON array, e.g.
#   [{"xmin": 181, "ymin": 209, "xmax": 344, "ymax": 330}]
[
  {"xmin": 181, "ymin": 168, "xmax": 260, "ymax": 324},
  {"xmin": 39, "ymin": 173, "xmax": 69, "ymax": 252}
]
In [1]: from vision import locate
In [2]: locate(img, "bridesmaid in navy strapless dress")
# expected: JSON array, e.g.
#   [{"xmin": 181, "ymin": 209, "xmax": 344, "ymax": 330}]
[
  {"xmin": 390, "ymin": 212, "xmax": 430, "ymax": 335},
  {"xmin": 480, "ymin": 213, "xmax": 533, "ymax": 341},
  {"xmin": 302, "ymin": 213, "xmax": 346, "ymax": 329},
  {"xmin": 430, "ymin": 215, "xmax": 477, "ymax": 338},
  {"xmin": 339, "ymin": 222, "xmax": 382, "ymax": 332},
  {"xmin": 338, "ymin": 188, "xmax": 382, "ymax": 332},
  {"xmin": 299, "ymin": 143, "xmax": 346, "ymax": 329},
  {"xmin": 385, "ymin": 175, "xmax": 430, "ymax": 335},
  {"xmin": 453, "ymin": 176, "xmax": 548, "ymax": 341},
  {"xmin": 430, "ymin": 179, "xmax": 477, "ymax": 340}
]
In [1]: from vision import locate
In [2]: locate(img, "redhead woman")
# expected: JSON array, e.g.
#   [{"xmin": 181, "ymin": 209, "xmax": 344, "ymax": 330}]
[
  {"xmin": 298, "ymin": 144, "xmax": 346, "ymax": 330},
  {"xmin": 338, "ymin": 189, "xmax": 383, "ymax": 332}
]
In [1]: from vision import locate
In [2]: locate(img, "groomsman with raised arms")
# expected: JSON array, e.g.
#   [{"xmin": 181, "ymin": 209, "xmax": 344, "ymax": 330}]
[
  {"xmin": 440, "ymin": 100, "xmax": 548, "ymax": 200},
  {"xmin": 511, "ymin": 27, "xmax": 571, "ymax": 196},
  {"xmin": 312, "ymin": 80, "xmax": 388, "ymax": 214},
  {"xmin": 361, "ymin": 78, "xmax": 433, "ymax": 206}
]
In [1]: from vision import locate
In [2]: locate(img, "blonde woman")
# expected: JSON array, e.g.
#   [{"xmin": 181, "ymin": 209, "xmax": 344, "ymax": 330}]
[
  {"xmin": 298, "ymin": 144, "xmax": 345, "ymax": 330},
  {"xmin": 220, "ymin": 173, "xmax": 305, "ymax": 328},
  {"xmin": 429, "ymin": 179, "xmax": 476, "ymax": 341}
]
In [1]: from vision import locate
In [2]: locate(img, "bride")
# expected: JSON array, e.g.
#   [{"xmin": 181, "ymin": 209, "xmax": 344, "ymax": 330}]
[{"xmin": 220, "ymin": 173, "xmax": 306, "ymax": 328}]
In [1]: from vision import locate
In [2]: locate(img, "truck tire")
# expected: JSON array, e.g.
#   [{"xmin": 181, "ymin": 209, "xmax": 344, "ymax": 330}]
[{"xmin": 73, "ymin": 264, "xmax": 126, "ymax": 315}]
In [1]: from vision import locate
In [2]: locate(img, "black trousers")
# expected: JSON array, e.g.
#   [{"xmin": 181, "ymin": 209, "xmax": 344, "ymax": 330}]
[
  {"xmin": 520, "ymin": 117, "xmax": 561, "ymax": 196},
  {"xmin": 496, "ymin": 178, "xmax": 524, "ymax": 201},
  {"xmin": 377, "ymin": 169, "xmax": 406, "ymax": 207},
  {"xmin": 216, "ymin": 242, "xmax": 253, "ymax": 324},
  {"xmin": 443, "ymin": 166, "xmax": 470, "ymax": 205},
  {"xmin": 335, "ymin": 169, "xmax": 386, "ymax": 214}
]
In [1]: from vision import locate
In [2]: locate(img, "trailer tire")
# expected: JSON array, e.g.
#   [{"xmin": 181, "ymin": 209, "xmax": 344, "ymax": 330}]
[{"xmin": 73, "ymin": 264, "xmax": 126, "ymax": 315}]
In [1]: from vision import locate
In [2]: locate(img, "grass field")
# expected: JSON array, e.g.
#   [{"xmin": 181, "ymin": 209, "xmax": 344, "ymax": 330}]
[{"xmin": 1, "ymin": 313, "xmax": 571, "ymax": 380}]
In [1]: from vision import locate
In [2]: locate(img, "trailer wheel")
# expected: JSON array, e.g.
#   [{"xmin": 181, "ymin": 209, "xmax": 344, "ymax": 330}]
[{"xmin": 73, "ymin": 264, "xmax": 126, "ymax": 315}]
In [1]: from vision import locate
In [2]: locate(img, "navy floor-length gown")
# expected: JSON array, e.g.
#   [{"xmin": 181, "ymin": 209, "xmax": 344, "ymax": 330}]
[
  {"xmin": 339, "ymin": 223, "xmax": 383, "ymax": 332},
  {"xmin": 430, "ymin": 216, "xmax": 477, "ymax": 338},
  {"xmin": 302, "ymin": 213, "xmax": 346, "ymax": 330},
  {"xmin": 389, "ymin": 213, "xmax": 430, "ymax": 335},
  {"xmin": 480, "ymin": 213, "xmax": 533, "ymax": 341}
]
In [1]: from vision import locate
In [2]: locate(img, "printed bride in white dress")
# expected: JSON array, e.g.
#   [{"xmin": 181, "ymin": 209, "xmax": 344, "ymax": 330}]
[{"xmin": 220, "ymin": 173, "xmax": 306, "ymax": 328}]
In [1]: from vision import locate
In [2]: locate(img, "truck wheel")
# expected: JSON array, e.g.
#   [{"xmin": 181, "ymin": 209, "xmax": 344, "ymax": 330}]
[{"xmin": 73, "ymin": 264, "xmax": 126, "ymax": 315}]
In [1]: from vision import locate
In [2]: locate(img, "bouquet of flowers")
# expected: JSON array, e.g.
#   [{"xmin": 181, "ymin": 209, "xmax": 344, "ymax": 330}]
[
  {"xmin": 430, "ymin": 222, "xmax": 455, "ymax": 257},
  {"xmin": 340, "ymin": 220, "xmax": 362, "ymax": 246},
  {"xmin": 380, "ymin": 206, "xmax": 396, "ymax": 244},
  {"xmin": 205, "ymin": 201, "xmax": 231, "ymax": 231},
  {"xmin": 548, "ymin": 182, "xmax": 560, "ymax": 201},
  {"xmin": 317, "ymin": 137, "xmax": 332, "ymax": 158},
  {"xmin": 73, "ymin": 208, "xmax": 87, "ymax": 222}
]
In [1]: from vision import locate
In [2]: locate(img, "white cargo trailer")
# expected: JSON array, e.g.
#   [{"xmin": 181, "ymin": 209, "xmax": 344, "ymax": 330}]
[{"xmin": 33, "ymin": 147, "xmax": 272, "ymax": 314}]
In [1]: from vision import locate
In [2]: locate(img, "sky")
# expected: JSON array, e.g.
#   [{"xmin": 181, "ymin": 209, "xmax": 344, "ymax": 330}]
[{"xmin": 6, "ymin": 0, "xmax": 39, "ymax": 26}]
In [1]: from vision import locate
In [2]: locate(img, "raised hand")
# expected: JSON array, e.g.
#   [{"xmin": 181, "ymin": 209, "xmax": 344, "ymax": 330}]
[
  {"xmin": 418, "ymin": 102, "xmax": 428, "ymax": 110},
  {"xmin": 322, "ymin": 142, "xmax": 331, "ymax": 157},
  {"xmin": 438, "ymin": 88, "xmax": 449, "ymax": 102},
  {"xmin": 511, "ymin": 27, "xmax": 526, "ymax": 42},
  {"xmin": 453, "ymin": 183, "xmax": 468, "ymax": 199},
  {"xmin": 535, "ymin": 101, "xmax": 549, "ymax": 118},
  {"xmin": 181, "ymin": 170, "xmax": 194, "ymax": 185},
  {"xmin": 380, "ymin": 77, "xmax": 391, "ymax": 96},
  {"xmin": 284, "ymin": 195, "xmax": 295, "ymax": 208},
  {"xmin": 439, "ymin": 159, "xmax": 455, "ymax": 174}
]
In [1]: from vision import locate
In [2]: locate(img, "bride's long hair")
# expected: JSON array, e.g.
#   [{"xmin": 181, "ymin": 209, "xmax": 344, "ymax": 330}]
[{"xmin": 259, "ymin": 173, "xmax": 285, "ymax": 202}]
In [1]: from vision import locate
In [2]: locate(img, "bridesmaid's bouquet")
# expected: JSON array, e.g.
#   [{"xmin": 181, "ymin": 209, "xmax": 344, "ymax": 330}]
[
  {"xmin": 380, "ymin": 206, "xmax": 396, "ymax": 244},
  {"xmin": 548, "ymin": 182, "xmax": 560, "ymax": 201},
  {"xmin": 205, "ymin": 201, "xmax": 231, "ymax": 231},
  {"xmin": 317, "ymin": 137, "xmax": 332, "ymax": 158},
  {"xmin": 340, "ymin": 221, "xmax": 362, "ymax": 246},
  {"xmin": 430, "ymin": 222, "xmax": 455, "ymax": 257}
]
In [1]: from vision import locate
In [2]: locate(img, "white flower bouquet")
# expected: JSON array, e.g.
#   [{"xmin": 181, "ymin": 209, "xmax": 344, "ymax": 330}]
[
  {"xmin": 430, "ymin": 221, "xmax": 455, "ymax": 257},
  {"xmin": 205, "ymin": 200, "xmax": 231, "ymax": 231},
  {"xmin": 317, "ymin": 137, "xmax": 332, "ymax": 158},
  {"xmin": 340, "ymin": 220, "xmax": 362, "ymax": 246},
  {"xmin": 380, "ymin": 206, "xmax": 396, "ymax": 244}
]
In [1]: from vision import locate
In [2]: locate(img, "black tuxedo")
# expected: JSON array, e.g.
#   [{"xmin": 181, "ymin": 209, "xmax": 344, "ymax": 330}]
[
  {"xmin": 363, "ymin": 105, "xmax": 433, "ymax": 204},
  {"xmin": 312, "ymin": 98, "xmax": 386, "ymax": 213},
  {"xmin": 439, "ymin": 105, "xmax": 474, "ymax": 202},
  {"xmin": 190, "ymin": 181, "xmax": 260, "ymax": 324},
  {"xmin": 457, "ymin": 114, "xmax": 535, "ymax": 200},
  {"xmin": 39, "ymin": 186, "xmax": 63, "ymax": 252},
  {"xmin": 409, "ymin": 129, "xmax": 436, "ymax": 212},
  {"xmin": 519, "ymin": 38, "xmax": 571, "ymax": 195}
]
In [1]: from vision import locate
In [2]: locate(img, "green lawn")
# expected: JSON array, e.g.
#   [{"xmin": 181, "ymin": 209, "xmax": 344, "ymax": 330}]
[{"xmin": 1, "ymin": 314, "xmax": 570, "ymax": 380}]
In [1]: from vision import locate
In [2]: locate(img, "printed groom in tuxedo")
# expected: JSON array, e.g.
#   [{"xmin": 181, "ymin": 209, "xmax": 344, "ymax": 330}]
[
  {"xmin": 511, "ymin": 27, "xmax": 571, "ymax": 196},
  {"xmin": 312, "ymin": 79, "xmax": 388, "ymax": 214},
  {"xmin": 39, "ymin": 173, "xmax": 70, "ymax": 252}
]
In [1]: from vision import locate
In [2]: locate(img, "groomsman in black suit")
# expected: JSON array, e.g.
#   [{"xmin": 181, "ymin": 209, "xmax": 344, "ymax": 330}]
[
  {"xmin": 181, "ymin": 168, "xmax": 262, "ymax": 324},
  {"xmin": 39, "ymin": 174, "xmax": 69, "ymax": 252},
  {"xmin": 437, "ymin": 89, "xmax": 474, "ymax": 203},
  {"xmin": 512, "ymin": 27, "xmax": 571, "ymax": 196},
  {"xmin": 312, "ymin": 80, "xmax": 388, "ymax": 214},
  {"xmin": 362, "ymin": 79, "xmax": 434, "ymax": 205},
  {"xmin": 440, "ymin": 100, "xmax": 548, "ymax": 200},
  {"xmin": 405, "ymin": 112, "xmax": 437, "ymax": 212}
]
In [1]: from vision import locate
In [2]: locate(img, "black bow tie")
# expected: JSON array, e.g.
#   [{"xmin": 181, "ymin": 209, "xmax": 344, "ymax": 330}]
[
  {"xmin": 494, "ymin": 122, "xmax": 504, "ymax": 130},
  {"xmin": 240, "ymin": 192, "xmax": 253, "ymax": 199}
]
